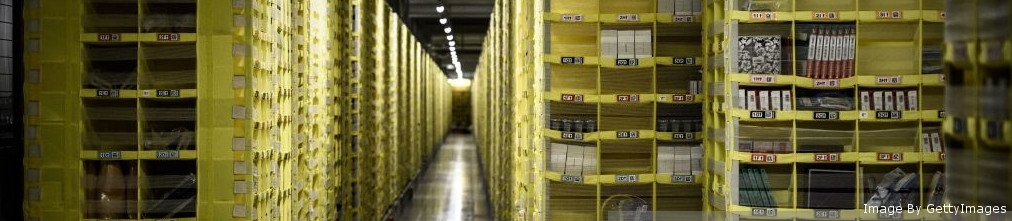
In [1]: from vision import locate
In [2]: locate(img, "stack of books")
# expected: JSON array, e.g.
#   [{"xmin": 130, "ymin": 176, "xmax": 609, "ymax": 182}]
[
  {"xmin": 739, "ymin": 167, "xmax": 776, "ymax": 207},
  {"xmin": 797, "ymin": 25, "xmax": 856, "ymax": 79}
]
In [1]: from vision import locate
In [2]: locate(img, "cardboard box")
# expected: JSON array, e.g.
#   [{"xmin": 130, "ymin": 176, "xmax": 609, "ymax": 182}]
[
  {"xmin": 635, "ymin": 29, "xmax": 653, "ymax": 58},
  {"xmin": 860, "ymin": 91, "xmax": 871, "ymax": 110},
  {"xmin": 618, "ymin": 30, "xmax": 636, "ymax": 59},
  {"xmin": 675, "ymin": 146, "xmax": 691, "ymax": 174},
  {"xmin": 601, "ymin": 30, "xmax": 618, "ymax": 58},
  {"xmin": 691, "ymin": 145, "xmax": 703, "ymax": 176},
  {"xmin": 771, "ymin": 90, "xmax": 782, "ymax": 111}
]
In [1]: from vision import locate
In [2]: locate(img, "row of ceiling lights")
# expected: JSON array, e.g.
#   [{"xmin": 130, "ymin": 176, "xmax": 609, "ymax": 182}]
[{"xmin": 436, "ymin": 3, "xmax": 463, "ymax": 79}]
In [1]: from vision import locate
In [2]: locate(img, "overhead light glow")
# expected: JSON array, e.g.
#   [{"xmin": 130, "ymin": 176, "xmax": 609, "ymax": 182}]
[
  {"xmin": 449, "ymin": 46, "xmax": 456, "ymax": 51},
  {"xmin": 446, "ymin": 35, "xmax": 454, "ymax": 41},
  {"xmin": 439, "ymin": 18, "xmax": 447, "ymax": 24},
  {"xmin": 448, "ymin": 41, "xmax": 456, "ymax": 47},
  {"xmin": 436, "ymin": 6, "xmax": 444, "ymax": 13},
  {"xmin": 444, "ymin": 27, "xmax": 452, "ymax": 33}
]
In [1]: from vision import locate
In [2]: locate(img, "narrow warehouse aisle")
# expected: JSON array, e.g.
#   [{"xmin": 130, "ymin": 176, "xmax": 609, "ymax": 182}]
[{"xmin": 399, "ymin": 134, "xmax": 492, "ymax": 221}]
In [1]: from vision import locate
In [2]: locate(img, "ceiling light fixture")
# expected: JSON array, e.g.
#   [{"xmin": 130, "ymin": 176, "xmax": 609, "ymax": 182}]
[
  {"xmin": 439, "ymin": 18, "xmax": 447, "ymax": 24},
  {"xmin": 448, "ymin": 41, "xmax": 456, "ymax": 47},
  {"xmin": 436, "ymin": 6, "xmax": 444, "ymax": 13},
  {"xmin": 446, "ymin": 35, "xmax": 454, "ymax": 41},
  {"xmin": 444, "ymin": 27, "xmax": 452, "ymax": 34}
]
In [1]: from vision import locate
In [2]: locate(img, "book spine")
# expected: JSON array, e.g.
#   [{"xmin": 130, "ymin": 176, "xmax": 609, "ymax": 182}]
[
  {"xmin": 846, "ymin": 29, "xmax": 856, "ymax": 78},
  {"xmin": 813, "ymin": 28, "xmax": 825, "ymax": 79},
  {"xmin": 781, "ymin": 90, "xmax": 792, "ymax": 111},
  {"xmin": 805, "ymin": 28, "xmax": 817, "ymax": 78},
  {"xmin": 860, "ymin": 91, "xmax": 871, "ymax": 110},
  {"xmin": 771, "ymin": 90, "xmax": 782, "ymax": 111}
]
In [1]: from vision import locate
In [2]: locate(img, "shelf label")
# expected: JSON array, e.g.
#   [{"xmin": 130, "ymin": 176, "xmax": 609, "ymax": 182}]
[
  {"xmin": 939, "ymin": 152, "xmax": 946, "ymax": 160},
  {"xmin": 616, "ymin": 14, "xmax": 640, "ymax": 22},
  {"xmin": 751, "ymin": 208, "xmax": 778, "ymax": 217},
  {"xmin": 813, "ymin": 111, "xmax": 839, "ymax": 120},
  {"xmin": 877, "ymin": 152, "xmax": 903, "ymax": 161},
  {"xmin": 98, "ymin": 33, "xmax": 121, "ymax": 41},
  {"xmin": 98, "ymin": 151, "xmax": 121, "ymax": 159},
  {"xmin": 876, "ymin": 10, "xmax": 903, "ymax": 19},
  {"xmin": 749, "ymin": 111, "xmax": 776, "ymax": 119},
  {"xmin": 616, "ymin": 58, "xmax": 639, "ymax": 66},
  {"xmin": 751, "ymin": 154, "xmax": 776, "ymax": 163},
  {"xmin": 156, "ymin": 89, "xmax": 181, "ymax": 97},
  {"xmin": 616, "ymin": 94, "xmax": 640, "ymax": 102},
  {"xmin": 812, "ymin": 11, "xmax": 839, "ymax": 20},
  {"xmin": 672, "ymin": 175, "xmax": 694, "ymax": 183},
  {"xmin": 875, "ymin": 111, "xmax": 903, "ymax": 119},
  {"xmin": 750, "ymin": 11, "xmax": 775, "ymax": 21},
  {"xmin": 673, "ymin": 15, "xmax": 695, "ymax": 23},
  {"xmin": 615, "ymin": 174, "xmax": 639, "ymax": 183},
  {"xmin": 671, "ymin": 132, "xmax": 695, "ymax": 140},
  {"xmin": 813, "ymin": 79, "xmax": 840, "ymax": 88},
  {"xmin": 560, "ymin": 56, "xmax": 584, "ymax": 64},
  {"xmin": 672, "ymin": 57, "xmax": 695, "ymax": 65},
  {"xmin": 561, "ymin": 132, "xmax": 585, "ymax": 140},
  {"xmin": 875, "ymin": 76, "xmax": 903, "ymax": 85},
  {"xmin": 156, "ymin": 150, "xmax": 180, "ymax": 159},
  {"xmin": 814, "ymin": 209, "xmax": 841, "ymax": 219},
  {"xmin": 157, "ymin": 33, "xmax": 181, "ymax": 41},
  {"xmin": 560, "ymin": 14, "xmax": 584, "ymax": 22},
  {"xmin": 96, "ymin": 89, "xmax": 120, "ymax": 98},
  {"xmin": 749, "ymin": 75, "xmax": 777, "ymax": 84},
  {"xmin": 616, "ymin": 130, "xmax": 640, "ymax": 139},
  {"xmin": 561, "ymin": 94, "xmax": 584, "ymax": 102},
  {"xmin": 814, "ymin": 153, "xmax": 840, "ymax": 162},
  {"xmin": 561, "ymin": 175, "xmax": 584, "ymax": 183}
]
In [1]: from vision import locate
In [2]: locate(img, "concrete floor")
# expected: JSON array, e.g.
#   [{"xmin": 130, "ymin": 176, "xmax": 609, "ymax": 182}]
[{"xmin": 398, "ymin": 134, "xmax": 492, "ymax": 221}]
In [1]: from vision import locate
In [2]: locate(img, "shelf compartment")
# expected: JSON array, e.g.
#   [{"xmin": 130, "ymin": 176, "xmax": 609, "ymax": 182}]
[
  {"xmin": 797, "ymin": 164, "xmax": 857, "ymax": 209},
  {"xmin": 859, "ymin": 164, "xmax": 921, "ymax": 213},
  {"xmin": 657, "ymin": 66, "xmax": 703, "ymax": 95},
  {"xmin": 731, "ymin": 23, "xmax": 795, "ymax": 76},
  {"xmin": 857, "ymin": 122, "xmax": 918, "ymax": 153},
  {"xmin": 548, "ymin": 141, "xmax": 598, "ymax": 176},
  {"xmin": 83, "ymin": 99, "xmax": 138, "ymax": 151},
  {"xmin": 736, "ymin": 164, "xmax": 794, "ymax": 208},
  {"xmin": 736, "ymin": 122, "xmax": 793, "ymax": 154},
  {"xmin": 548, "ymin": 101, "xmax": 598, "ymax": 132},
  {"xmin": 548, "ymin": 23, "xmax": 599, "ymax": 57},
  {"xmin": 547, "ymin": 0, "xmax": 599, "ymax": 15},
  {"xmin": 140, "ymin": 43, "xmax": 197, "ymax": 89},
  {"xmin": 140, "ymin": 98, "xmax": 196, "ymax": 151},
  {"xmin": 548, "ymin": 182, "xmax": 597, "ymax": 221},
  {"xmin": 84, "ymin": 44, "xmax": 138, "ymax": 90},
  {"xmin": 83, "ymin": 160, "xmax": 138, "ymax": 219},
  {"xmin": 600, "ymin": 140, "xmax": 654, "ymax": 175},
  {"xmin": 599, "ymin": 103, "xmax": 654, "ymax": 131},
  {"xmin": 547, "ymin": 65, "xmax": 598, "ymax": 93},
  {"xmin": 600, "ymin": 184, "xmax": 653, "ymax": 220},
  {"xmin": 140, "ymin": 160, "xmax": 197, "ymax": 219},
  {"xmin": 797, "ymin": 122, "xmax": 856, "ymax": 153},
  {"xmin": 856, "ymin": 23, "xmax": 919, "ymax": 76},
  {"xmin": 601, "ymin": 68, "xmax": 654, "ymax": 95},
  {"xmin": 141, "ymin": 0, "xmax": 197, "ymax": 33},
  {"xmin": 657, "ymin": 23, "xmax": 703, "ymax": 59},
  {"xmin": 656, "ymin": 103, "xmax": 703, "ymax": 133},
  {"xmin": 82, "ymin": 0, "xmax": 139, "ymax": 33}
]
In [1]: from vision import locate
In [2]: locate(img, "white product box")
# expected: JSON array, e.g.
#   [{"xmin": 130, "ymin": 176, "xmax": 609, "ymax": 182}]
[
  {"xmin": 691, "ymin": 145, "xmax": 703, "ymax": 176},
  {"xmin": 860, "ymin": 91, "xmax": 871, "ymax": 110},
  {"xmin": 675, "ymin": 146, "xmax": 691, "ymax": 174},
  {"xmin": 635, "ymin": 29, "xmax": 653, "ymax": 58},
  {"xmin": 583, "ymin": 145, "xmax": 596, "ymax": 175},
  {"xmin": 908, "ymin": 90, "xmax": 918, "ymax": 111},
  {"xmin": 658, "ymin": 0, "xmax": 675, "ymax": 13},
  {"xmin": 738, "ymin": 89, "xmax": 747, "ymax": 109},
  {"xmin": 930, "ymin": 132, "xmax": 943, "ymax": 152},
  {"xmin": 770, "ymin": 90, "xmax": 782, "ymax": 111},
  {"xmin": 759, "ymin": 90, "xmax": 770, "ymax": 111},
  {"xmin": 675, "ymin": 0, "xmax": 692, "ymax": 16},
  {"xmin": 884, "ymin": 91, "xmax": 895, "ymax": 111},
  {"xmin": 896, "ymin": 91, "xmax": 907, "ymax": 111},
  {"xmin": 601, "ymin": 30, "xmax": 618, "ymax": 58},
  {"xmin": 873, "ymin": 91, "xmax": 884, "ymax": 111},
  {"xmin": 747, "ymin": 90, "xmax": 757, "ymax": 110},
  {"xmin": 921, "ymin": 133, "xmax": 932, "ymax": 152},
  {"xmin": 550, "ymin": 143, "xmax": 568, "ymax": 173},
  {"xmin": 618, "ymin": 30, "xmax": 636, "ymax": 59},
  {"xmin": 781, "ymin": 90, "xmax": 792, "ymax": 110},
  {"xmin": 658, "ymin": 145, "xmax": 675, "ymax": 174},
  {"xmin": 565, "ymin": 145, "xmax": 583, "ymax": 175}
]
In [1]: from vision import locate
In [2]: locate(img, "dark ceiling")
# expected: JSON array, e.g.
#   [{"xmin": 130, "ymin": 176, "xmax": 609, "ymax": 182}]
[{"xmin": 387, "ymin": 0, "xmax": 493, "ymax": 79}]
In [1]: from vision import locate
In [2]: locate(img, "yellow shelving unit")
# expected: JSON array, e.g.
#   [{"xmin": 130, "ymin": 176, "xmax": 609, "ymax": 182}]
[
  {"xmin": 703, "ymin": 0, "xmax": 950, "ymax": 220},
  {"xmin": 23, "ymin": 0, "xmax": 450, "ymax": 220},
  {"xmin": 476, "ymin": 0, "xmax": 706, "ymax": 220}
]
